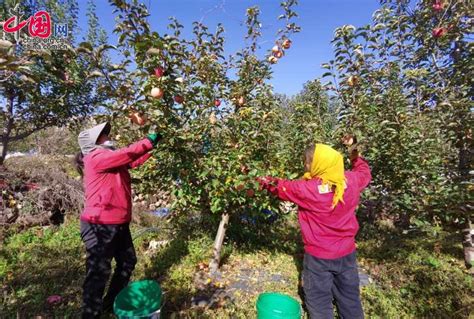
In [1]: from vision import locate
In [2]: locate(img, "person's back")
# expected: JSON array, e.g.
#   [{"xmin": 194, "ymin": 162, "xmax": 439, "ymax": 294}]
[
  {"xmin": 279, "ymin": 155, "xmax": 370, "ymax": 259},
  {"xmin": 81, "ymin": 139, "xmax": 153, "ymax": 224},
  {"xmin": 257, "ymin": 139, "xmax": 371, "ymax": 319},
  {"xmin": 76, "ymin": 122, "xmax": 161, "ymax": 318}
]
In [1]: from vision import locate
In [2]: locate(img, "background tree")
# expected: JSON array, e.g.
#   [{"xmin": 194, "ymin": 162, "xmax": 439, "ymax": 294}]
[
  {"xmin": 321, "ymin": 0, "xmax": 472, "ymax": 234},
  {"xmin": 0, "ymin": 0, "xmax": 121, "ymax": 164},
  {"xmin": 277, "ymin": 79, "xmax": 335, "ymax": 176},
  {"xmin": 84, "ymin": 0, "xmax": 108, "ymax": 47}
]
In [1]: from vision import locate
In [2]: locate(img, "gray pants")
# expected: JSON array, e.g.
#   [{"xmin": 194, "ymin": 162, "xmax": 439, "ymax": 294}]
[
  {"xmin": 303, "ymin": 251, "xmax": 364, "ymax": 319},
  {"xmin": 80, "ymin": 221, "xmax": 137, "ymax": 319}
]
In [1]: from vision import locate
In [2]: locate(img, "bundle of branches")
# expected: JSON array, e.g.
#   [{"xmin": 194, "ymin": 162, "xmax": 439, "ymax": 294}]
[{"xmin": 0, "ymin": 158, "xmax": 83, "ymax": 228}]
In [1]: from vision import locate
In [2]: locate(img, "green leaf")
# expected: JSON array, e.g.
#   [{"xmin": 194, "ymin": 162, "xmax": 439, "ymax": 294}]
[
  {"xmin": 78, "ymin": 42, "xmax": 94, "ymax": 52},
  {"xmin": 97, "ymin": 44, "xmax": 117, "ymax": 57},
  {"xmin": 321, "ymin": 63, "xmax": 331, "ymax": 69}
]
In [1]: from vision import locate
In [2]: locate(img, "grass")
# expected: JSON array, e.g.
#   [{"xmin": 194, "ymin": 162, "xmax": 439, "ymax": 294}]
[
  {"xmin": 1, "ymin": 212, "xmax": 472, "ymax": 318},
  {"xmin": 357, "ymin": 224, "xmax": 473, "ymax": 318}
]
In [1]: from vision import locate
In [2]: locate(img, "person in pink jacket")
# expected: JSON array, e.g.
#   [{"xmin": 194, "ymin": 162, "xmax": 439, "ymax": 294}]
[
  {"xmin": 74, "ymin": 122, "xmax": 161, "ymax": 318},
  {"xmin": 257, "ymin": 136, "xmax": 371, "ymax": 319}
]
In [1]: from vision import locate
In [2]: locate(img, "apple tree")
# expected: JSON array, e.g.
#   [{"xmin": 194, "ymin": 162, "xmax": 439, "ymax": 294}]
[
  {"xmin": 322, "ymin": 0, "xmax": 472, "ymax": 229},
  {"xmin": 108, "ymin": 0, "xmax": 300, "ymax": 271}
]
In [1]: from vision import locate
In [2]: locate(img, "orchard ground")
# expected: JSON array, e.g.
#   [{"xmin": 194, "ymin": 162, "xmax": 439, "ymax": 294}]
[{"xmin": 0, "ymin": 156, "xmax": 472, "ymax": 318}]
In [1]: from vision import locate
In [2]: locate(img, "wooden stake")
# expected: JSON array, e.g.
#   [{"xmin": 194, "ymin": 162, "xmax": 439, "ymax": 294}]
[{"xmin": 209, "ymin": 213, "xmax": 229, "ymax": 274}]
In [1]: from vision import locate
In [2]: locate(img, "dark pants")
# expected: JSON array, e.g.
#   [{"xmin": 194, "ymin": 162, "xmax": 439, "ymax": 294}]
[
  {"xmin": 80, "ymin": 221, "xmax": 137, "ymax": 319},
  {"xmin": 303, "ymin": 251, "xmax": 364, "ymax": 319}
]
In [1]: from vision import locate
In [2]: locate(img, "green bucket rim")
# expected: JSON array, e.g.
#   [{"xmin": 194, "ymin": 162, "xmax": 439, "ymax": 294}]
[
  {"xmin": 114, "ymin": 280, "xmax": 162, "ymax": 317},
  {"xmin": 256, "ymin": 292, "xmax": 301, "ymax": 317}
]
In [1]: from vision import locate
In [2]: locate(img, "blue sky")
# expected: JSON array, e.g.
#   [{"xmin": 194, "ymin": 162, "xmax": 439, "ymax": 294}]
[{"xmin": 77, "ymin": 0, "xmax": 380, "ymax": 96}]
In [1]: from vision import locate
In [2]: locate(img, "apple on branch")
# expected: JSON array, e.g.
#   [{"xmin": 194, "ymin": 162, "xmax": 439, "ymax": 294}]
[
  {"xmin": 174, "ymin": 95, "xmax": 184, "ymax": 104},
  {"xmin": 282, "ymin": 39, "xmax": 292, "ymax": 49},
  {"xmin": 154, "ymin": 67, "xmax": 164, "ymax": 78},
  {"xmin": 151, "ymin": 87, "xmax": 164, "ymax": 99}
]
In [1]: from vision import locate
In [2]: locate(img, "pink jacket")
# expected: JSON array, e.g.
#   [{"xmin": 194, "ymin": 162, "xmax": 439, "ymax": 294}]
[
  {"xmin": 261, "ymin": 157, "xmax": 371, "ymax": 259},
  {"xmin": 80, "ymin": 138, "xmax": 153, "ymax": 224}
]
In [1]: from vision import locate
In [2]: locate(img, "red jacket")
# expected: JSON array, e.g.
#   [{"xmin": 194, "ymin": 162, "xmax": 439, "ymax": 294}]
[
  {"xmin": 80, "ymin": 138, "xmax": 153, "ymax": 224},
  {"xmin": 261, "ymin": 157, "xmax": 371, "ymax": 259}
]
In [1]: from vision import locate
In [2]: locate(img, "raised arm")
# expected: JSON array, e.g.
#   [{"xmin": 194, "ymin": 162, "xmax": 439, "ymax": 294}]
[
  {"xmin": 343, "ymin": 134, "xmax": 371, "ymax": 191},
  {"xmin": 350, "ymin": 156, "xmax": 372, "ymax": 191},
  {"xmin": 257, "ymin": 177, "xmax": 309, "ymax": 208},
  {"xmin": 128, "ymin": 153, "xmax": 152, "ymax": 169},
  {"xmin": 91, "ymin": 138, "xmax": 154, "ymax": 172}
]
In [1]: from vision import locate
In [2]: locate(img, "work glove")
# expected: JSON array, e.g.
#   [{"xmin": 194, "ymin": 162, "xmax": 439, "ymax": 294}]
[{"xmin": 147, "ymin": 133, "xmax": 162, "ymax": 147}]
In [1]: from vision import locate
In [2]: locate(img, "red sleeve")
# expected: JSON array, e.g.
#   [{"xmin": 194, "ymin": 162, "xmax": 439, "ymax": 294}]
[
  {"xmin": 261, "ymin": 178, "xmax": 308, "ymax": 207},
  {"xmin": 350, "ymin": 156, "xmax": 372, "ymax": 191},
  {"xmin": 91, "ymin": 138, "xmax": 154, "ymax": 172},
  {"xmin": 128, "ymin": 153, "xmax": 152, "ymax": 169}
]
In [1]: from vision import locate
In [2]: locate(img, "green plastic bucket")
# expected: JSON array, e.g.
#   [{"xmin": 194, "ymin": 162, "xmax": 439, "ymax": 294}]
[
  {"xmin": 256, "ymin": 292, "xmax": 302, "ymax": 319},
  {"xmin": 114, "ymin": 280, "xmax": 163, "ymax": 319}
]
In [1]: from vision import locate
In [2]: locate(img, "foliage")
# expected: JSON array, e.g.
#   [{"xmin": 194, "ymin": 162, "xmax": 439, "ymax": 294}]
[{"xmin": 322, "ymin": 0, "xmax": 473, "ymax": 225}]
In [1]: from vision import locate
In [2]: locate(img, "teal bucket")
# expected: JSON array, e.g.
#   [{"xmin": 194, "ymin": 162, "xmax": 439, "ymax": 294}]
[
  {"xmin": 114, "ymin": 280, "xmax": 164, "ymax": 319},
  {"xmin": 256, "ymin": 292, "xmax": 302, "ymax": 319}
]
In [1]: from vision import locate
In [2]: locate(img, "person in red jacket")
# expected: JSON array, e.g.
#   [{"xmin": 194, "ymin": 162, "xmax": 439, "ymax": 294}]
[
  {"xmin": 257, "ymin": 136, "xmax": 371, "ymax": 319},
  {"xmin": 75, "ymin": 122, "xmax": 161, "ymax": 319}
]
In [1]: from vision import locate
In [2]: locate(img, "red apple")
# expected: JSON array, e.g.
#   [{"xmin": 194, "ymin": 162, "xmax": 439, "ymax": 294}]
[
  {"xmin": 174, "ymin": 95, "xmax": 184, "ymax": 104},
  {"xmin": 432, "ymin": 3, "xmax": 443, "ymax": 11},
  {"xmin": 268, "ymin": 56, "xmax": 278, "ymax": 64},
  {"xmin": 237, "ymin": 96, "xmax": 245, "ymax": 106},
  {"xmin": 273, "ymin": 50, "xmax": 284, "ymax": 58},
  {"xmin": 246, "ymin": 189, "xmax": 255, "ymax": 197},
  {"xmin": 282, "ymin": 39, "xmax": 292, "ymax": 49},
  {"xmin": 154, "ymin": 67, "xmax": 164, "ymax": 78},
  {"xmin": 151, "ymin": 87, "xmax": 164, "ymax": 99},
  {"xmin": 271, "ymin": 45, "xmax": 280, "ymax": 53},
  {"xmin": 214, "ymin": 99, "xmax": 221, "ymax": 107},
  {"xmin": 236, "ymin": 184, "xmax": 245, "ymax": 191},
  {"xmin": 129, "ymin": 112, "xmax": 147, "ymax": 126},
  {"xmin": 432, "ymin": 27, "xmax": 446, "ymax": 38}
]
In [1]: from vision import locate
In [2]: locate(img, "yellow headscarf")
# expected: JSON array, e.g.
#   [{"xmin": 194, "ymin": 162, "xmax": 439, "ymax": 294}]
[{"xmin": 303, "ymin": 144, "xmax": 345, "ymax": 207}]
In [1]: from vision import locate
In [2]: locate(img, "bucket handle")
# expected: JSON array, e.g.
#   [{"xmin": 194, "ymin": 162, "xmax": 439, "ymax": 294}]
[{"xmin": 159, "ymin": 291, "xmax": 166, "ymax": 311}]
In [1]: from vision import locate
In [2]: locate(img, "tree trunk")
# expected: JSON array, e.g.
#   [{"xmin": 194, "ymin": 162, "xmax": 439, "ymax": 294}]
[
  {"xmin": 0, "ymin": 96, "xmax": 14, "ymax": 165},
  {"xmin": 209, "ymin": 213, "xmax": 229, "ymax": 274},
  {"xmin": 0, "ymin": 135, "xmax": 8, "ymax": 165}
]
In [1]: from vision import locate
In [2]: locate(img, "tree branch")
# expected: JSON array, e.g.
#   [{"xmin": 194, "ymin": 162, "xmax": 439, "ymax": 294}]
[{"xmin": 9, "ymin": 122, "xmax": 53, "ymax": 142}]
